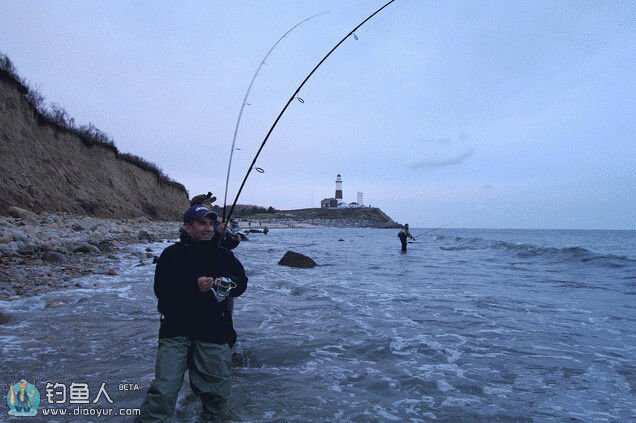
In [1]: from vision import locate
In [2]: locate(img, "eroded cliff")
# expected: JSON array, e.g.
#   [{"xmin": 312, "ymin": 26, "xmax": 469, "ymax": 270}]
[{"xmin": 0, "ymin": 71, "xmax": 188, "ymax": 219}]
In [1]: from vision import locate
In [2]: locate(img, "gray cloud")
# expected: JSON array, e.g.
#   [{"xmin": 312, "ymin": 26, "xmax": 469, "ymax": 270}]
[{"xmin": 410, "ymin": 148, "xmax": 474, "ymax": 169}]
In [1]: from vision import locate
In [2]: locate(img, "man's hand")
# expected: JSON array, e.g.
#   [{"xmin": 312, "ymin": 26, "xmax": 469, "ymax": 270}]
[{"xmin": 197, "ymin": 276, "xmax": 216, "ymax": 293}]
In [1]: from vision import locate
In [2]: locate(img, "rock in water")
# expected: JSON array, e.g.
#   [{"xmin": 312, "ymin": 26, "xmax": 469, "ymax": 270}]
[
  {"xmin": 0, "ymin": 311, "xmax": 11, "ymax": 325},
  {"xmin": 278, "ymin": 251, "xmax": 317, "ymax": 268}
]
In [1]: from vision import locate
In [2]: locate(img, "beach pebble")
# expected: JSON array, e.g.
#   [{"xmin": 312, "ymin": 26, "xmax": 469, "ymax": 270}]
[
  {"xmin": 10, "ymin": 267, "xmax": 28, "ymax": 282},
  {"xmin": 8, "ymin": 206, "xmax": 38, "ymax": 222},
  {"xmin": 43, "ymin": 251, "xmax": 67, "ymax": 263},
  {"xmin": 45, "ymin": 299, "xmax": 65, "ymax": 308},
  {"xmin": 0, "ymin": 242, "xmax": 19, "ymax": 257},
  {"xmin": 94, "ymin": 240, "xmax": 115, "ymax": 253},
  {"xmin": 17, "ymin": 244, "xmax": 37, "ymax": 256},
  {"xmin": 0, "ymin": 218, "xmax": 14, "ymax": 227},
  {"xmin": 88, "ymin": 233, "xmax": 106, "ymax": 244},
  {"xmin": 10, "ymin": 229, "xmax": 29, "ymax": 243},
  {"xmin": 138, "ymin": 230, "xmax": 154, "ymax": 242},
  {"xmin": 72, "ymin": 242, "xmax": 101, "ymax": 254}
]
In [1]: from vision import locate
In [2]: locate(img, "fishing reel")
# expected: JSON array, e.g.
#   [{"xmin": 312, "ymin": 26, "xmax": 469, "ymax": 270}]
[{"xmin": 210, "ymin": 276, "xmax": 237, "ymax": 302}]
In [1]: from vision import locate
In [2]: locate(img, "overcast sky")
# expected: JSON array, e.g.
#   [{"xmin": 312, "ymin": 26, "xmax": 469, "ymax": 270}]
[{"xmin": 1, "ymin": 0, "xmax": 634, "ymax": 229}]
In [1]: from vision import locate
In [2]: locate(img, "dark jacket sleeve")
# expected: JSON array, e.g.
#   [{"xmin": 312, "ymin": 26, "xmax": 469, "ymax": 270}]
[
  {"xmin": 221, "ymin": 234, "xmax": 240, "ymax": 250},
  {"xmin": 211, "ymin": 231, "xmax": 240, "ymax": 250},
  {"xmin": 224, "ymin": 250, "xmax": 248, "ymax": 298}
]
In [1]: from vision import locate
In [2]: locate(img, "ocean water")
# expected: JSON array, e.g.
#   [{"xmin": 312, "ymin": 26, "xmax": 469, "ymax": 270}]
[{"xmin": 0, "ymin": 228, "xmax": 634, "ymax": 421}]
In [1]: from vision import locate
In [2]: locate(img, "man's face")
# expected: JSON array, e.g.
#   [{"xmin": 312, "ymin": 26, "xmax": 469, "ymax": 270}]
[{"xmin": 186, "ymin": 217, "xmax": 214, "ymax": 241}]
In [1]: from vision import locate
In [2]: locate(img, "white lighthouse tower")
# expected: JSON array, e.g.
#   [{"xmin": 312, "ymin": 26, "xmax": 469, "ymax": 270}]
[{"xmin": 335, "ymin": 174, "xmax": 343, "ymax": 200}]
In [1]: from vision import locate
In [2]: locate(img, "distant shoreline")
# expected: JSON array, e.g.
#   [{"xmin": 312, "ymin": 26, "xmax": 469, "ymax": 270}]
[
  {"xmin": 213, "ymin": 206, "xmax": 402, "ymax": 229},
  {"xmin": 0, "ymin": 210, "xmax": 395, "ymax": 302}
]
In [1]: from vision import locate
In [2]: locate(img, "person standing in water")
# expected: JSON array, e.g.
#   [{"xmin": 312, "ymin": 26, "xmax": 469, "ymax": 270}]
[
  {"xmin": 137, "ymin": 205, "xmax": 248, "ymax": 421},
  {"xmin": 398, "ymin": 223, "xmax": 415, "ymax": 252}
]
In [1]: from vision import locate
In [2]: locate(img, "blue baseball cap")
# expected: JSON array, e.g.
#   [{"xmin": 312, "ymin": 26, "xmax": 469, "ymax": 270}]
[{"xmin": 183, "ymin": 205, "xmax": 218, "ymax": 224}]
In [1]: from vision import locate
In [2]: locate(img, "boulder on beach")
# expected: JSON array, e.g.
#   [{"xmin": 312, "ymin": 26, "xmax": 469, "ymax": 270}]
[
  {"xmin": 72, "ymin": 242, "xmax": 101, "ymax": 254},
  {"xmin": 138, "ymin": 230, "xmax": 155, "ymax": 242},
  {"xmin": 43, "ymin": 251, "xmax": 67, "ymax": 263},
  {"xmin": 8, "ymin": 206, "xmax": 38, "ymax": 222},
  {"xmin": 278, "ymin": 251, "xmax": 317, "ymax": 268}
]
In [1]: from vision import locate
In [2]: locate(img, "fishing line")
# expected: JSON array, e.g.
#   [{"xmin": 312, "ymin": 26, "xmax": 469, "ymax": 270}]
[
  {"xmin": 222, "ymin": 11, "xmax": 329, "ymax": 222},
  {"xmin": 412, "ymin": 223, "xmax": 454, "ymax": 239},
  {"xmin": 353, "ymin": 0, "xmax": 408, "ymax": 40},
  {"xmin": 225, "ymin": 0, "xmax": 397, "ymax": 224}
]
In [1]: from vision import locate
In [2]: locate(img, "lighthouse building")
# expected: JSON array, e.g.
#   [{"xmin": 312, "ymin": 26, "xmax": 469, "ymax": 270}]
[{"xmin": 320, "ymin": 174, "xmax": 365, "ymax": 208}]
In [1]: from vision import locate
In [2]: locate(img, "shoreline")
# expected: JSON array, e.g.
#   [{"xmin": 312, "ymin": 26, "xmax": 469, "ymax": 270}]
[
  {"xmin": 0, "ymin": 209, "xmax": 399, "ymax": 303},
  {"xmin": 0, "ymin": 211, "xmax": 340, "ymax": 302},
  {"xmin": 0, "ymin": 212, "xmax": 180, "ymax": 301}
]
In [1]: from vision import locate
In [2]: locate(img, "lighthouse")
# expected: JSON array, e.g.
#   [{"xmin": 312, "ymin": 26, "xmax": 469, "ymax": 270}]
[{"xmin": 335, "ymin": 174, "xmax": 343, "ymax": 200}]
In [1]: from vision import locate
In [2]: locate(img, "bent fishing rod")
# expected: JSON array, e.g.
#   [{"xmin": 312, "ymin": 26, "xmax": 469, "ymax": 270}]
[
  {"xmin": 221, "ymin": 12, "xmax": 329, "ymax": 222},
  {"xmin": 224, "ymin": 0, "xmax": 397, "ymax": 225}
]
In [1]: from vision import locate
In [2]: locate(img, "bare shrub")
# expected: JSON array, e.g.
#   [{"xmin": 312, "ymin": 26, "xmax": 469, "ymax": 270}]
[
  {"xmin": 49, "ymin": 103, "xmax": 75, "ymax": 128},
  {"xmin": 24, "ymin": 86, "xmax": 45, "ymax": 111},
  {"xmin": 76, "ymin": 123, "xmax": 116, "ymax": 149},
  {"xmin": 0, "ymin": 54, "xmax": 16, "ymax": 75}
]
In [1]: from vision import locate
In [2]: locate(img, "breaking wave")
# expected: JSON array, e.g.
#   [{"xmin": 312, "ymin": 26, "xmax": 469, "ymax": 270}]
[{"xmin": 438, "ymin": 236, "xmax": 634, "ymax": 268}]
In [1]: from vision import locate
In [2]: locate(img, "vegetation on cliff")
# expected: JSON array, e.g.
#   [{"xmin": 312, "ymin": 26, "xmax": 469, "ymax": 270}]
[
  {"xmin": 0, "ymin": 52, "xmax": 188, "ymax": 219},
  {"xmin": 0, "ymin": 52, "xmax": 184, "ymax": 192}
]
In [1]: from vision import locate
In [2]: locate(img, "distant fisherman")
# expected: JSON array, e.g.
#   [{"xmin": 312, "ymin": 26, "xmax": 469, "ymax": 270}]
[{"xmin": 398, "ymin": 223, "xmax": 415, "ymax": 252}]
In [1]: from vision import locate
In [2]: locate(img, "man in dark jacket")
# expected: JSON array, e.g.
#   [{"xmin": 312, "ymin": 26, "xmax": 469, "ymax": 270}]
[{"xmin": 137, "ymin": 205, "xmax": 248, "ymax": 422}]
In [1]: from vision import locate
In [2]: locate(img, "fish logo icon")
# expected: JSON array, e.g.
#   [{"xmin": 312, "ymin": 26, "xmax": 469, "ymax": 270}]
[{"xmin": 7, "ymin": 379, "xmax": 40, "ymax": 417}]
